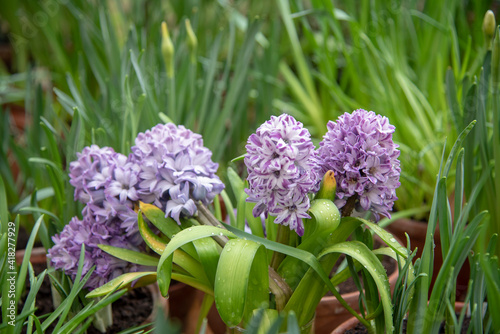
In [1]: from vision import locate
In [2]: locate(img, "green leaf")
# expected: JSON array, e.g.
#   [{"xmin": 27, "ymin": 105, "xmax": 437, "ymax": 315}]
[
  {"xmin": 319, "ymin": 241, "xmax": 393, "ymax": 333},
  {"xmin": 157, "ymin": 225, "xmax": 236, "ymax": 297},
  {"xmin": 222, "ymin": 222, "xmax": 367, "ymax": 328},
  {"xmin": 303, "ymin": 199, "xmax": 340, "ymax": 238},
  {"xmin": 139, "ymin": 202, "xmax": 198, "ymax": 259},
  {"xmin": 215, "ymin": 239, "xmax": 269, "ymax": 327},
  {"xmin": 137, "ymin": 209, "xmax": 166, "ymax": 255},
  {"xmin": 236, "ymin": 191, "xmax": 247, "ymax": 231},
  {"xmin": 278, "ymin": 199, "xmax": 341, "ymax": 289},
  {"xmin": 86, "ymin": 272, "xmax": 157, "ymax": 298},
  {"xmin": 221, "ymin": 190, "xmax": 237, "ymax": 226},
  {"xmin": 227, "ymin": 166, "xmax": 245, "ymax": 196},
  {"xmin": 16, "ymin": 215, "xmax": 43, "ymax": 305},
  {"xmin": 360, "ymin": 219, "xmax": 409, "ymax": 258},
  {"xmin": 98, "ymin": 245, "xmax": 159, "ymax": 266},
  {"xmin": 0, "ymin": 176, "xmax": 8, "ymax": 231},
  {"xmin": 139, "ymin": 202, "xmax": 182, "ymax": 238},
  {"xmin": 192, "ymin": 237, "xmax": 221, "ymax": 287}
]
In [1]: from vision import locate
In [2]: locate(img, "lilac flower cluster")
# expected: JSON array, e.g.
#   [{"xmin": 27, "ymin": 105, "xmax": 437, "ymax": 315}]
[
  {"xmin": 245, "ymin": 114, "xmax": 320, "ymax": 236},
  {"xmin": 49, "ymin": 145, "xmax": 145, "ymax": 289},
  {"xmin": 130, "ymin": 123, "xmax": 224, "ymax": 223},
  {"xmin": 48, "ymin": 216, "xmax": 143, "ymax": 289},
  {"xmin": 50, "ymin": 122, "xmax": 225, "ymax": 288},
  {"xmin": 318, "ymin": 109, "xmax": 401, "ymax": 219}
]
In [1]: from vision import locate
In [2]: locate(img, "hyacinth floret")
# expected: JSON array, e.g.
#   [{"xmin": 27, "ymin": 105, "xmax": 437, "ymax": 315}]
[
  {"xmin": 245, "ymin": 114, "xmax": 320, "ymax": 236},
  {"xmin": 318, "ymin": 109, "xmax": 401, "ymax": 219},
  {"xmin": 48, "ymin": 216, "xmax": 146, "ymax": 290},
  {"xmin": 131, "ymin": 123, "xmax": 224, "ymax": 223},
  {"xmin": 68, "ymin": 145, "xmax": 141, "ymax": 236},
  {"xmin": 50, "ymin": 145, "xmax": 147, "ymax": 289}
]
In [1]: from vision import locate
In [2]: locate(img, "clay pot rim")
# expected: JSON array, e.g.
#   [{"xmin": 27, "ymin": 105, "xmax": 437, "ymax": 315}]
[
  {"xmin": 15, "ymin": 246, "xmax": 47, "ymax": 265},
  {"xmin": 331, "ymin": 302, "xmax": 467, "ymax": 333}
]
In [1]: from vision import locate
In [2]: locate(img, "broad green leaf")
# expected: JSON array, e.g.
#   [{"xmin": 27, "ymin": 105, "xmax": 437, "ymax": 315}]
[
  {"xmin": 281, "ymin": 217, "xmax": 364, "ymax": 326},
  {"xmin": 303, "ymin": 199, "xmax": 340, "ymax": 238},
  {"xmin": 137, "ymin": 209, "xmax": 167, "ymax": 254},
  {"xmin": 86, "ymin": 272, "xmax": 157, "ymax": 298},
  {"xmin": 139, "ymin": 202, "xmax": 181, "ymax": 238},
  {"xmin": 222, "ymin": 222, "xmax": 368, "ymax": 328},
  {"xmin": 157, "ymin": 226, "xmax": 236, "ymax": 297},
  {"xmin": 192, "ymin": 237, "xmax": 221, "ymax": 287},
  {"xmin": 98, "ymin": 245, "xmax": 159, "ymax": 266},
  {"xmin": 278, "ymin": 199, "xmax": 341, "ymax": 289},
  {"xmin": 215, "ymin": 239, "xmax": 269, "ymax": 327},
  {"xmin": 319, "ymin": 241, "xmax": 393, "ymax": 333},
  {"xmin": 360, "ymin": 219, "xmax": 408, "ymax": 258},
  {"xmin": 138, "ymin": 212, "xmax": 209, "ymax": 282},
  {"xmin": 139, "ymin": 202, "xmax": 198, "ymax": 258}
]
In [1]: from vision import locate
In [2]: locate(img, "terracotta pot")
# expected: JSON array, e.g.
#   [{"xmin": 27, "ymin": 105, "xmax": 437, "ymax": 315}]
[
  {"xmin": 15, "ymin": 246, "xmax": 47, "ymax": 265},
  {"xmin": 331, "ymin": 302, "xmax": 466, "ymax": 333},
  {"xmin": 168, "ymin": 283, "xmax": 216, "ymax": 334},
  {"xmin": 385, "ymin": 219, "xmax": 469, "ymax": 300}
]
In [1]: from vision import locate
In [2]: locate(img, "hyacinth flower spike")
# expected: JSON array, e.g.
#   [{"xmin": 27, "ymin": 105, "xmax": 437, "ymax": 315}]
[
  {"xmin": 244, "ymin": 113, "xmax": 320, "ymax": 237},
  {"xmin": 318, "ymin": 109, "xmax": 401, "ymax": 220}
]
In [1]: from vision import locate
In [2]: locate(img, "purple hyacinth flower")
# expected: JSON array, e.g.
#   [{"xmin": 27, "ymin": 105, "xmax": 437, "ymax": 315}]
[
  {"xmin": 318, "ymin": 109, "xmax": 401, "ymax": 219},
  {"xmin": 48, "ymin": 216, "xmax": 148, "ymax": 290},
  {"xmin": 244, "ymin": 114, "xmax": 320, "ymax": 236},
  {"xmin": 131, "ymin": 123, "xmax": 224, "ymax": 224}
]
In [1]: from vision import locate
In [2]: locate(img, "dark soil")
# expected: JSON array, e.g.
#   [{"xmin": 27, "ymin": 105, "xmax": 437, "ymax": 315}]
[
  {"xmin": 16, "ymin": 226, "xmax": 43, "ymax": 250},
  {"xmin": 344, "ymin": 317, "xmax": 471, "ymax": 333},
  {"xmin": 17, "ymin": 262, "xmax": 57, "ymax": 334},
  {"xmin": 15, "ymin": 261, "xmax": 153, "ymax": 334},
  {"xmin": 86, "ymin": 286, "xmax": 154, "ymax": 334}
]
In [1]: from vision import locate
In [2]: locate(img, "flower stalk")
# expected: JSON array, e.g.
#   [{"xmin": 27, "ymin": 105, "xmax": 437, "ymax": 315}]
[{"xmin": 185, "ymin": 19, "xmax": 197, "ymax": 64}]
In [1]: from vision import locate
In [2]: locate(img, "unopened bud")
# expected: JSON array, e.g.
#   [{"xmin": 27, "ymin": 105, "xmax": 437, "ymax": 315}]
[
  {"xmin": 161, "ymin": 21, "xmax": 175, "ymax": 78},
  {"xmin": 483, "ymin": 10, "xmax": 496, "ymax": 49},
  {"xmin": 185, "ymin": 19, "xmax": 197, "ymax": 64},
  {"xmin": 315, "ymin": 170, "xmax": 337, "ymax": 201}
]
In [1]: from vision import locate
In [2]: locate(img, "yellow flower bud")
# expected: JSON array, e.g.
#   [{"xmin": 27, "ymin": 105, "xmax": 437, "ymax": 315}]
[
  {"xmin": 483, "ymin": 10, "xmax": 496, "ymax": 49},
  {"xmin": 161, "ymin": 21, "xmax": 175, "ymax": 78},
  {"xmin": 315, "ymin": 170, "xmax": 337, "ymax": 201},
  {"xmin": 185, "ymin": 19, "xmax": 197, "ymax": 64}
]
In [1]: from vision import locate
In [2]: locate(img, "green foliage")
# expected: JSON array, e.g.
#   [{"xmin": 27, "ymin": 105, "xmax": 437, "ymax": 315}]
[
  {"xmin": 405, "ymin": 124, "xmax": 492, "ymax": 333},
  {"xmin": 446, "ymin": 27, "xmax": 500, "ymax": 259},
  {"xmin": 274, "ymin": 0, "xmax": 493, "ymax": 216}
]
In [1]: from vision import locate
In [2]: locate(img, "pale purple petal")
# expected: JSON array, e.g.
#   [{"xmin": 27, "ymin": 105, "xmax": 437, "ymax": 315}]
[{"xmin": 318, "ymin": 109, "xmax": 401, "ymax": 219}]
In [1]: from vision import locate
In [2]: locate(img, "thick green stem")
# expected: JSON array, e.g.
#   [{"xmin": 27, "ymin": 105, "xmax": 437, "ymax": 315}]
[
  {"xmin": 270, "ymin": 223, "xmax": 290, "ymax": 270},
  {"xmin": 341, "ymin": 196, "xmax": 358, "ymax": 217}
]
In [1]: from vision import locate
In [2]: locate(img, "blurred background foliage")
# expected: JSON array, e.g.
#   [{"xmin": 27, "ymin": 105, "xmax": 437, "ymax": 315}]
[{"xmin": 0, "ymin": 0, "xmax": 497, "ymax": 236}]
